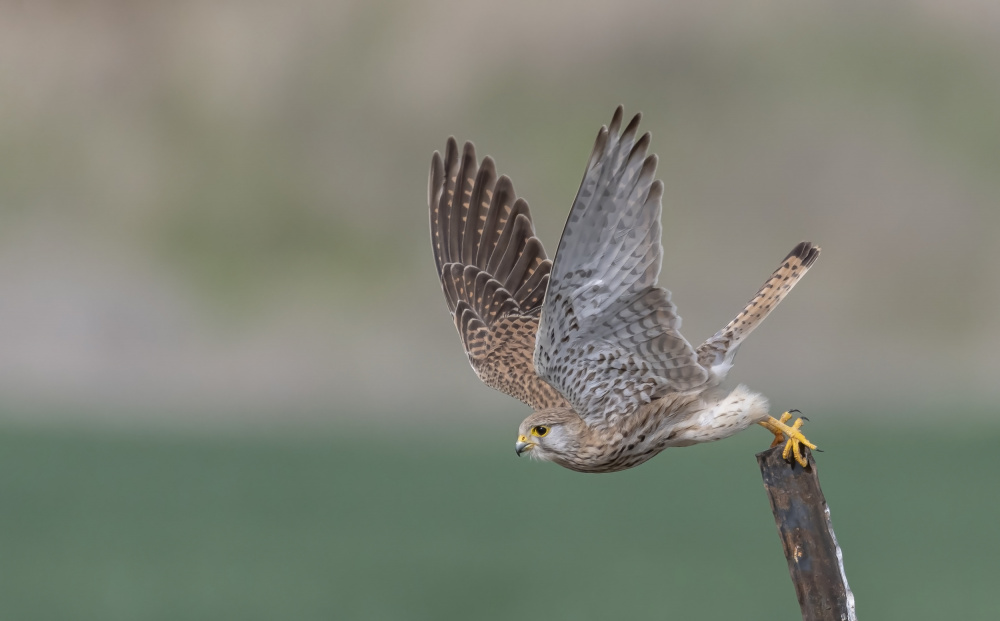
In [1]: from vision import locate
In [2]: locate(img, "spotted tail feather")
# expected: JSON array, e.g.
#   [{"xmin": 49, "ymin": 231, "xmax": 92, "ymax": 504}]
[{"xmin": 697, "ymin": 242, "xmax": 820, "ymax": 382}]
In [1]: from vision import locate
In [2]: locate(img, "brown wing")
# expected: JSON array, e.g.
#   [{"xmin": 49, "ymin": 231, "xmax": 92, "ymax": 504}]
[{"xmin": 429, "ymin": 138, "xmax": 569, "ymax": 410}]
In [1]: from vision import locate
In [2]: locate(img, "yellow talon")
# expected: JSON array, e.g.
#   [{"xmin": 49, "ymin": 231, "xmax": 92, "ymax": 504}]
[{"xmin": 759, "ymin": 411, "xmax": 817, "ymax": 467}]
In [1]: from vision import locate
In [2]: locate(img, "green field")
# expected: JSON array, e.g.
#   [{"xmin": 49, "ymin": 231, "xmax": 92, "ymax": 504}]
[{"xmin": 0, "ymin": 419, "xmax": 997, "ymax": 620}]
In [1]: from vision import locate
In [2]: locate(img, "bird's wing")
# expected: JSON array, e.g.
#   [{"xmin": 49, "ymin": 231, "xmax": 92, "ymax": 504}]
[
  {"xmin": 429, "ymin": 138, "xmax": 569, "ymax": 411},
  {"xmin": 534, "ymin": 107, "xmax": 708, "ymax": 428}
]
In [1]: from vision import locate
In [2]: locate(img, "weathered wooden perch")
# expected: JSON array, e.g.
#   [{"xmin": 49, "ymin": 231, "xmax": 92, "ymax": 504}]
[{"xmin": 757, "ymin": 446, "xmax": 857, "ymax": 621}]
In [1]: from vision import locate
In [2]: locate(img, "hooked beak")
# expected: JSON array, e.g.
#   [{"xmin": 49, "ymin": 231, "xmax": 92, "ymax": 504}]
[{"xmin": 515, "ymin": 435, "xmax": 535, "ymax": 456}]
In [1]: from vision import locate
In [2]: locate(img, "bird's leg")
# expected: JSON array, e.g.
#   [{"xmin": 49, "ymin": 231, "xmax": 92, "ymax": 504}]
[
  {"xmin": 758, "ymin": 411, "xmax": 816, "ymax": 467},
  {"xmin": 761, "ymin": 411, "xmax": 793, "ymax": 448}
]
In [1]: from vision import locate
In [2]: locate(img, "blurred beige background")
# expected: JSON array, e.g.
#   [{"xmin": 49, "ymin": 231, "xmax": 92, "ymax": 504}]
[{"xmin": 2, "ymin": 0, "xmax": 999, "ymax": 429}]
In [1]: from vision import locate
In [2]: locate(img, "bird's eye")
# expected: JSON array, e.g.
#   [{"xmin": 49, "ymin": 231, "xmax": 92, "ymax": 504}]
[{"xmin": 531, "ymin": 425, "xmax": 549, "ymax": 437}]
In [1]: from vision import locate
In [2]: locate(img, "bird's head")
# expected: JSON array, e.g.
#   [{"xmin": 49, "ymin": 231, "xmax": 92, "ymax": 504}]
[{"xmin": 515, "ymin": 408, "xmax": 589, "ymax": 467}]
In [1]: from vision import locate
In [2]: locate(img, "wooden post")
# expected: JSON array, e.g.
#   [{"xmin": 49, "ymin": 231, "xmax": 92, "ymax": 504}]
[{"xmin": 757, "ymin": 446, "xmax": 857, "ymax": 621}]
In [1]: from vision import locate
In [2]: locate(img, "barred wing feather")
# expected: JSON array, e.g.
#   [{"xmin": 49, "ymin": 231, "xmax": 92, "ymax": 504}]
[
  {"xmin": 429, "ymin": 138, "xmax": 569, "ymax": 410},
  {"xmin": 534, "ymin": 107, "xmax": 708, "ymax": 428}
]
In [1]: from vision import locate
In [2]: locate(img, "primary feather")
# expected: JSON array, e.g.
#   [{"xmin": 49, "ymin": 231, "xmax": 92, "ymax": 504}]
[
  {"xmin": 429, "ymin": 139, "xmax": 567, "ymax": 410},
  {"xmin": 535, "ymin": 106, "xmax": 708, "ymax": 430}
]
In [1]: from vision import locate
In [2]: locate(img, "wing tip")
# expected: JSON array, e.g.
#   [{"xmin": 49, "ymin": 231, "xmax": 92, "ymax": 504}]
[
  {"xmin": 428, "ymin": 150, "xmax": 444, "ymax": 205},
  {"xmin": 622, "ymin": 111, "xmax": 642, "ymax": 140},
  {"xmin": 610, "ymin": 105, "xmax": 624, "ymax": 133},
  {"xmin": 445, "ymin": 136, "xmax": 459, "ymax": 163},
  {"xmin": 647, "ymin": 178, "xmax": 664, "ymax": 203},
  {"xmin": 461, "ymin": 139, "xmax": 476, "ymax": 162},
  {"xmin": 631, "ymin": 131, "xmax": 651, "ymax": 156},
  {"xmin": 494, "ymin": 173, "xmax": 514, "ymax": 194},
  {"xmin": 589, "ymin": 126, "xmax": 610, "ymax": 169}
]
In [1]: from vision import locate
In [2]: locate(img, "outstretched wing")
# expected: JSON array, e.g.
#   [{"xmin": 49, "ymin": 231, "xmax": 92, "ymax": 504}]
[
  {"xmin": 429, "ymin": 138, "xmax": 569, "ymax": 411},
  {"xmin": 534, "ymin": 107, "xmax": 708, "ymax": 428}
]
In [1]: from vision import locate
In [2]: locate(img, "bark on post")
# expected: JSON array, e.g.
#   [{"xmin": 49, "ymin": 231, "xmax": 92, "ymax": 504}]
[{"xmin": 757, "ymin": 446, "xmax": 857, "ymax": 621}]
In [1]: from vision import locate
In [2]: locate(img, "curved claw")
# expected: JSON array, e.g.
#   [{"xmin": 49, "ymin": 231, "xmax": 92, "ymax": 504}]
[{"xmin": 759, "ymin": 412, "xmax": 817, "ymax": 467}]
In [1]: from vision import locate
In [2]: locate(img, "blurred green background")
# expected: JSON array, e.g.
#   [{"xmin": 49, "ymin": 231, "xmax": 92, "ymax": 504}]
[{"xmin": 1, "ymin": 1, "xmax": 999, "ymax": 619}]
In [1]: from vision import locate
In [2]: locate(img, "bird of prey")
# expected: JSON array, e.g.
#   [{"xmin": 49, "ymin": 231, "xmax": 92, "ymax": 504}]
[{"xmin": 428, "ymin": 107, "xmax": 819, "ymax": 473}]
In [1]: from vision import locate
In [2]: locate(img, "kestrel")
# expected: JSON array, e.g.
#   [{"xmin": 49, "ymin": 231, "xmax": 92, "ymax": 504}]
[{"xmin": 428, "ymin": 107, "xmax": 819, "ymax": 473}]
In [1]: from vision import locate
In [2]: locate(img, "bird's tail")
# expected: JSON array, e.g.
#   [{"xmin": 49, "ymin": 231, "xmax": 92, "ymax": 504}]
[{"xmin": 697, "ymin": 242, "xmax": 820, "ymax": 382}]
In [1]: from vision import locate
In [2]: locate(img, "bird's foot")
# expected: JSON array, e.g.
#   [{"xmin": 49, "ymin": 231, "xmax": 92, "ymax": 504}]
[{"xmin": 759, "ymin": 411, "xmax": 817, "ymax": 467}]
